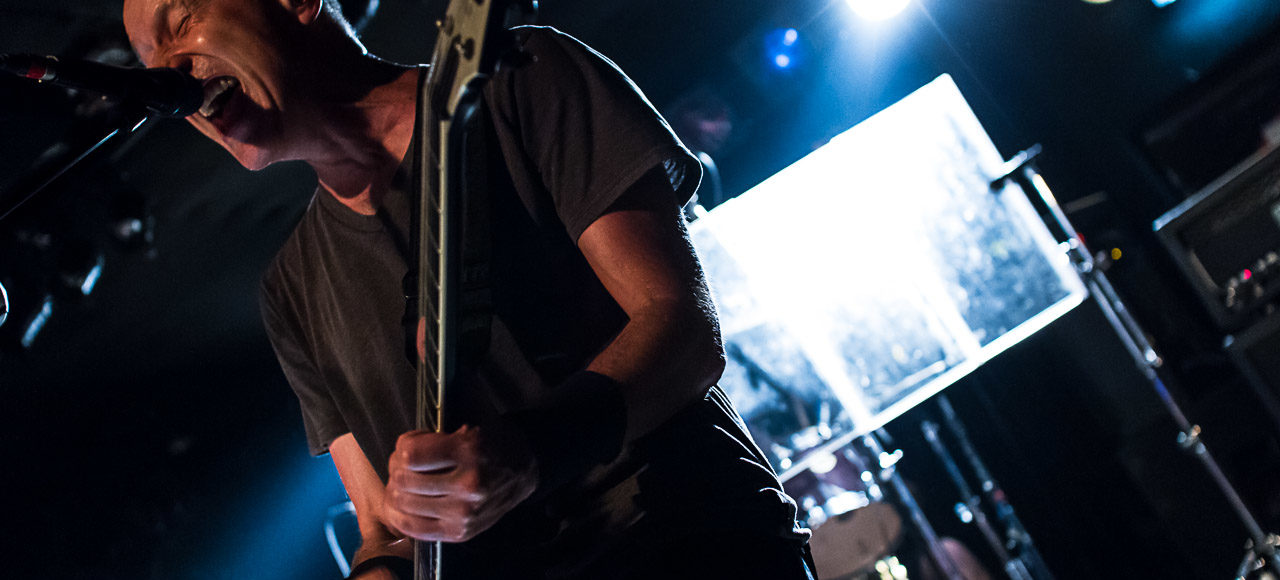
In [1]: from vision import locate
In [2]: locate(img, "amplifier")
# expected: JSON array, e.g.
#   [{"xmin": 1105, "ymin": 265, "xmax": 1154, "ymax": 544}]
[
  {"xmin": 1224, "ymin": 311, "xmax": 1280, "ymax": 433},
  {"xmin": 1154, "ymin": 146, "xmax": 1280, "ymax": 330}
]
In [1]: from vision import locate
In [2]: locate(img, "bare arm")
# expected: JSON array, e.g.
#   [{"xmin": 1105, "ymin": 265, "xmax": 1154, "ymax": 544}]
[
  {"xmin": 577, "ymin": 168, "xmax": 726, "ymax": 440},
  {"xmin": 330, "ymin": 433, "xmax": 412, "ymax": 579}
]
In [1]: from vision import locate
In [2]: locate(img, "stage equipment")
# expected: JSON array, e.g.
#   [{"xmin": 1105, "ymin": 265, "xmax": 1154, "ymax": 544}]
[
  {"xmin": 922, "ymin": 396, "xmax": 1053, "ymax": 580},
  {"xmin": 764, "ymin": 28, "xmax": 803, "ymax": 71},
  {"xmin": 0, "ymin": 105, "xmax": 153, "ymax": 222},
  {"xmin": 0, "ymin": 55, "xmax": 202, "ymax": 118},
  {"xmin": 861, "ymin": 429, "xmax": 965, "ymax": 580},
  {"xmin": 1225, "ymin": 311, "xmax": 1280, "ymax": 436},
  {"xmin": 696, "ymin": 71, "xmax": 1280, "ymax": 577},
  {"xmin": 1154, "ymin": 146, "xmax": 1280, "ymax": 331},
  {"xmin": 324, "ymin": 501, "xmax": 358, "ymax": 577},
  {"xmin": 1137, "ymin": 29, "xmax": 1280, "ymax": 199},
  {"xmin": 690, "ymin": 74, "xmax": 1082, "ymax": 579},
  {"xmin": 689, "ymin": 75, "xmax": 1086, "ymax": 478},
  {"xmin": 19, "ymin": 294, "xmax": 54, "ymax": 349},
  {"xmin": 788, "ymin": 444, "xmax": 903, "ymax": 577},
  {"xmin": 1005, "ymin": 154, "xmax": 1280, "ymax": 578}
]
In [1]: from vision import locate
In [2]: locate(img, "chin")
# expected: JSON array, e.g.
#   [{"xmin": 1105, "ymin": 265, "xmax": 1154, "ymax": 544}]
[
  {"xmin": 233, "ymin": 154, "xmax": 274, "ymax": 172},
  {"xmin": 226, "ymin": 144, "xmax": 279, "ymax": 172},
  {"xmin": 187, "ymin": 118, "xmax": 280, "ymax": 171}
]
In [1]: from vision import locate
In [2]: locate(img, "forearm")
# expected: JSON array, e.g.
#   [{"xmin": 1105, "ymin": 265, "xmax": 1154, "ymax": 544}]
[
  {"xmin": 330, "ymin": 434, "xmax": 414, "ymax": 575},
  {"xmin": 586, "ymin": 296, "xmax": 724, "ymax": 440},
  {"xmin": 574, "ymin": 179, "xmax": 728, "ymax": 443}
]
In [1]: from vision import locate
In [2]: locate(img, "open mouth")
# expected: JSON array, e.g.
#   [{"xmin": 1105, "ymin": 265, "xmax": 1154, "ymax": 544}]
[{"xmin": 199, "ymin": 76, "xmax": 240, "ymax": 119}]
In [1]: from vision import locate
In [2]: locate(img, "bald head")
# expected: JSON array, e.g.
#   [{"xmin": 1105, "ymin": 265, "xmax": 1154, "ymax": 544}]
[{"xmin": 122, "ymin": 0, "xmax": 382, "ymax": 169}]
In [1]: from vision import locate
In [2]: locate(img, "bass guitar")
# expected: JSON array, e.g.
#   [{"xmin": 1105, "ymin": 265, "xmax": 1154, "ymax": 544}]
[{"xmin": 412, "ymin": 0, "xmax": 536, "ymax": 578}]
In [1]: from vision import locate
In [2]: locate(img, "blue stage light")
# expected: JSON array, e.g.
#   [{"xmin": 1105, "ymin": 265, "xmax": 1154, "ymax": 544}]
[{"xmin": 765, "ymin": 28, "xmax": 803, "ymax": 71}]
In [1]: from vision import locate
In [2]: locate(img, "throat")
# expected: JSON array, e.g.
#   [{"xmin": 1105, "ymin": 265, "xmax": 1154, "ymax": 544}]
[{"xmin": 318, "ymin": 169, "xmax": 385, "ymax": 216}]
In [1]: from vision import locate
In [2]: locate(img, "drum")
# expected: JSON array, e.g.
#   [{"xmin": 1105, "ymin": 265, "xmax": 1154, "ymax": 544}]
[{"xmin": 784, "ymin": 447, "xmax": 903, "ymax": 580}]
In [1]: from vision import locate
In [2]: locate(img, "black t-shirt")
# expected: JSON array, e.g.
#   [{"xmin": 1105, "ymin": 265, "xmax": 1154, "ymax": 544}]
[{"xmin": 260, "ymin": 27, "xmax": 805, "ymax": 573}]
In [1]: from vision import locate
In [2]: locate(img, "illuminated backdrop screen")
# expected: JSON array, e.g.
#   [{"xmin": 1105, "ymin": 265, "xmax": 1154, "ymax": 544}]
[{"xmin": 690, "ymin": 75, "xmax": 1087, "ymax": 478}]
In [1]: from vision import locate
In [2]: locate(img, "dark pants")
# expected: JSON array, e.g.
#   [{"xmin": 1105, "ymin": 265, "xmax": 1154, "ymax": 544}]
[
  {"xmin": 570, "ymin": 531, "xmax": 818, "ymax": 580},
  {"xmin": 436, "ymin": 531, "xmax": 816, "ymax": 579}
]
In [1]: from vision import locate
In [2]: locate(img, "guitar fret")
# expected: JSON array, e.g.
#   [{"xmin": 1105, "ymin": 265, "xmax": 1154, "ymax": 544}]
[{"xmin": 421, "ymin": 358, "xmax": 438, "ymax": 388}]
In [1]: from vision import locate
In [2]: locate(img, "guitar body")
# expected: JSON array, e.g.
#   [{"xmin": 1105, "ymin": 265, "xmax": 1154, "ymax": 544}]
[{"xmin": 412, "ymin": 0, "xmax": 536, "ymax": 578}]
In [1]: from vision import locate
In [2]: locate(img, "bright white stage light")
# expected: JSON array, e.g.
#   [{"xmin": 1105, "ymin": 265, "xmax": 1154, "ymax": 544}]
[{"xmin": 845, "ymin": 0, "xmax": 912, "ymax": 21}]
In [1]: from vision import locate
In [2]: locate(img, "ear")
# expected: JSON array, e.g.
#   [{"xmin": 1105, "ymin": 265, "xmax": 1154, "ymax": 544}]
[{"xmin": 280, "ymin": 0, "xmax": 324, "ymax": 25}]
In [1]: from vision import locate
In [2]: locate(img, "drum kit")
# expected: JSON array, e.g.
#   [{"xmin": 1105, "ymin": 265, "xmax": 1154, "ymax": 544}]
[
  {"xmin": 785, "ymin": 444, "xmax": 904, "ymax": 579},
  {"xmin": 752, "ymin": 399, "xmax": 1047, "ymax": 580}
]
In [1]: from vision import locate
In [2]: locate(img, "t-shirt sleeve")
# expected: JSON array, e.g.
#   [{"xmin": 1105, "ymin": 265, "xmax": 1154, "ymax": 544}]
[
  {"xmin": 487, "ymin": 26, "xmax": 702, "ymax": 242},
  {"xmin": 259, "ymin": 273, "xmax": 348, "ymax": 456}
]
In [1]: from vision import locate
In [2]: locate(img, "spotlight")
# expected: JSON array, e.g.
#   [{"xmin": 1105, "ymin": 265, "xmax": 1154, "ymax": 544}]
[
  {"xmin": 0, "ymin": 281, "xmax": 7, "ymax": 328},
  {"xmin": 764, "ymin": 27, "xmax": 804, "ymax": 72},
  {"xmin": 56, "ymin": 239, "xmax": 105, "ymax": 298},
  {"xmin": 21, "ymin": 294, "xmax": 53, "ymax": 349},
  {"xmin": 845, "ymin": 0, "xmax": 912, "ymax": 21}
]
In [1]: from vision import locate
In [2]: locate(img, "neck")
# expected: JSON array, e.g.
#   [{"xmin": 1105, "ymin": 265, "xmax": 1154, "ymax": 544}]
[{"xmin": 303, "ymin": 56, "xmax": 419, "ymax": 215}]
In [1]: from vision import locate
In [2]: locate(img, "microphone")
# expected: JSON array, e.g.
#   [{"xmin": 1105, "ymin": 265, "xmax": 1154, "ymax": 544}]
[{"xmin": 0, "ymin": 54, "xmax": 203, "ymax": 117}]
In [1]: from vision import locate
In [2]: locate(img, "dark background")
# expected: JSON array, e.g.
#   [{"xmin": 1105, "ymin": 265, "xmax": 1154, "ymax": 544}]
[{"xmin": 3, "ymin": 0, "xmax": 1280, "ymax": 578}]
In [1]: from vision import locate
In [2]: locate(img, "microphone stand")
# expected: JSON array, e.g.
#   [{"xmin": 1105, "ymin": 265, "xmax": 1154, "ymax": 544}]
[
  {"xmin": 861, "ymin": 431, "xmax": 965, "ymax": 580},
  {"xmin": 0, "ymin": 106, "xmax": 152, "ymax": 222},
  {"xmin": 921, "ymin": 395, "xmax": 1054, "ymax": 580},
  {"xmin": 992, "ymin": 146, "xmax": 1280, "ymax": 578}
]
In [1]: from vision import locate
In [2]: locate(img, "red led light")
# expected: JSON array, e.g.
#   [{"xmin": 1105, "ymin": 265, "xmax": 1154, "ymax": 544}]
[
  {"xmin": 1242, "ymin": 269, "xmax": 1253, "ymax": 281},
  {"xmin": 25, "ymin": 63, "xmax": 47, "ymax": 80}
]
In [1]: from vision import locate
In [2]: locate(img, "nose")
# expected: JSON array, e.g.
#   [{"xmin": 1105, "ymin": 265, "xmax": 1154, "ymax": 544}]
[
  {"xmin": 164, "ymin": 55, "xmax": 195, "ymax": 75},
  {"xmin": 148, "ymin": 46, "xmax": 193, "ymax": 75}
]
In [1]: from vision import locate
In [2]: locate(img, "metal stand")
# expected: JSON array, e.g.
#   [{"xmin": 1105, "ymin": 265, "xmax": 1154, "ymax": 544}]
[
  {"xmin": 861, "ymin": 431, "xmax": 965, "ymax": 580},
  {"xmin": 0, "ymin": 109, "xmax": 151, "ymax": 222},
  {"xmin": 993, "ymin": 146, "xmax": 1280, "ymax": 578},
  {"xmin": 922, "ymin": 395, "xmax": 1054, "ymax": 580}
]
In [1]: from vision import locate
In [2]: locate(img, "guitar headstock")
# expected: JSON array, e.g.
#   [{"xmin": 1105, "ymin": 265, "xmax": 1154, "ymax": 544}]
[{"xmin": 426, "ymin": 0, "xmax": 538, "ymax": 121}]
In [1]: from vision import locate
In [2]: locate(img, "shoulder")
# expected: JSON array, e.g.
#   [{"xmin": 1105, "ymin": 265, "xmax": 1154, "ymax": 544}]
[
  {"xmin": 511, "ymin": 26, "xmax": 590, "ymax": 57},
  {"xmin": 502, "ymin": 26, "xmax": 633, "ymax": 90}
]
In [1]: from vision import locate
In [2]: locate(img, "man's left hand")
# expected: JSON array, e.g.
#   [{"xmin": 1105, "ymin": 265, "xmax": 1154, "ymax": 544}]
[{"xmin": 383, "ymin": 424, "xmax": 538, "ymax": 543}]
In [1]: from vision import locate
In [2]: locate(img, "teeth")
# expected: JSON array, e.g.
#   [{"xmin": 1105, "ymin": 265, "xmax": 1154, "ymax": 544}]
[{"xmin": 199, "ymin": 77, "xmax": 239, "ymax": 118}]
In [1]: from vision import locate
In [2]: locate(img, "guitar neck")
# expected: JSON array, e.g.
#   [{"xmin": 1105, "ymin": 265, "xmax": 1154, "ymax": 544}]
[
  {"xmin": 412, "ymin": 86, "xmax": 456, "ymax": 580},
  {"xmin": 412, "ymin": 1, "xmax": 534, "ymax": 578}
]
